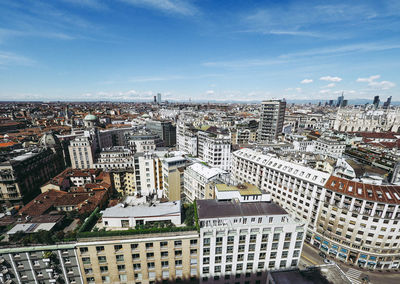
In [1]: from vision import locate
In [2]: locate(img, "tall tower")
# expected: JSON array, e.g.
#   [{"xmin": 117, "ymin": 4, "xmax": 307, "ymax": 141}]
[
  {"xmin": 373, "ymin": 95, "xmax": 380, "ymax": 108},
  {"xmin": 257, "ymin": 99, "xmax": 286, "ymax": 142},
  {"xmin": 157, "ymin": 93, "xmax": 162, "ymax": 104}
]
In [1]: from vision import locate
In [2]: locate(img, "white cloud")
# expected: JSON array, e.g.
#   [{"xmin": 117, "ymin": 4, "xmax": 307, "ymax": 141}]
[
  {"xmin": 119, "ymin": 0, "xmax": 197, "ymax": 16},
  {"xmin": 300, "ymin": 79, "xmax": 313, "ymax": 84},
  {"xmin": 295, "ymin": 87, "xmax": 302, "ymax": 92},
  {"xmin": 356, "ymin": 75, "xmax": 395, "ymax": 90},
  {"xmin": 206, "ymin": 90, "xmax": 215, "ymax": 95},
  {"xmin": 319, "ymin": 89, "xmax": 330, "ymax": 94},
  {"xmin": 320, "ymin": 76, "xmax": 342, "ymax": 82},
  {"xmin": 325, "ymin": 83, "xmax": 335, "ymax": 88},
  {"xmin": 0, "ymin": 51, "xmax": 35, "ymax": 66}
]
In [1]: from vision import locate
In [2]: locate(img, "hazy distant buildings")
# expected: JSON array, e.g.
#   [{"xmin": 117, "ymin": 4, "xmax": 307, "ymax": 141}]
[
  {"xmin": 157, "ymin": 93, "xmax": 162, "ymax": 103},
  {"xmin": 258, "ymin": 100, "xmax": 286, "ymax": 142},
  {"xmin": 373, "ymin": 95, "xmax": 380, "ymax": 108},
  {"xmin": 384, "ymin": 96, "xmax": 392, "ymax": 109}
]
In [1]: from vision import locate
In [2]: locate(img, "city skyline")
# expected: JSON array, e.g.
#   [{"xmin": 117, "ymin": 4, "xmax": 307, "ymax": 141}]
[{"xmin": 0, "ymin": 0, "xmax": 399, "ymax": 102}]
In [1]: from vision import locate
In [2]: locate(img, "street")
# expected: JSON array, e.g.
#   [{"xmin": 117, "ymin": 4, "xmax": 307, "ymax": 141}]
[{"xmin": 300, "ymin": 242, "xmax": 400, "ymax": 284}]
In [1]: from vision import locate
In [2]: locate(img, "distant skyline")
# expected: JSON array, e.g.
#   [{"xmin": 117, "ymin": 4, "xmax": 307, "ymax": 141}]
[{"xmin": 0, "ymin": 0, "xmax": 399, "ymax": 102}]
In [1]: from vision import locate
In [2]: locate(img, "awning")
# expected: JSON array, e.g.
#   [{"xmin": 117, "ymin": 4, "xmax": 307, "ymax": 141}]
[
  {"xmin": 315, "ymin": 236, "xmax": 321, "ymax": 241},
  {"xmin": 370, "ymin": 256, "xmax": 377, "ymax": 260},
  {"xmin": 340, "ymin": 248, "xmax": 348, "ymax": 253},
  {"xmin": 360, "ymin": 254, "xmax": 367, "ymax": 259},
  {"xmin": 323, "ymin": 240, "xmax": 329, "ymax": 245},
  {"xmin": 321, "ymin": 244, "xmax": 328, "ymax": 250},
  {"xmin": 358, "ymin": 259, "xmax": 366, "ymax": 263},
  {"xmin": 332, "ymin": 245, "xmax": 338, "ymax": 249},
  {"xmin": 339, "ymin": 253, "xmax": 347, "ymax": 258}
]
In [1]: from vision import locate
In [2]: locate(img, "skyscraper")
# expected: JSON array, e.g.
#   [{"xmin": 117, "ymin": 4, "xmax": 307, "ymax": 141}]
[
  {"xmin": 383, "ymin": 96, "xmax": 392, "ymax": 109},
  {"xmin": 157, "ymin": 93, "xmax": 162, "ymax": 104},
  {"xmin": 373, "ymin": 95, "xmax": 380, "ymax": 108},
  {"xmin": 257, "ymin": 99, "xmax": 286, "ymax": 142},
  {"xmin": 337, "ymin": 93, "xmax": 344, "ymax": 107}
]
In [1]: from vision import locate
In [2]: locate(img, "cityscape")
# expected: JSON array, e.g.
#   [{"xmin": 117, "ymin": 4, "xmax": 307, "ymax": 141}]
[{"xmin": 1, "ymin": 1, "xmax": 400, "ymax": 284}]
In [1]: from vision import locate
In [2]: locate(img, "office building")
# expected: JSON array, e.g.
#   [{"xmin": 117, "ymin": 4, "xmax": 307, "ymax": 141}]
[
  {"xmin": 231, "ymin": 148, "xmax": 400, "ymax": 269},
  {"xmin": 162, "ymin": 156, "xmax": 188, "ymax": 201},
  {"xmin": 197, "ymin": 199, "xmax": 305, "ymax": 283},
  {"xmin": 373, "ymin": 96, "xmax": 380, "ymax": 109},
  {"xmin": 258, "ymin": 100, "xmax": 286, "ymax": 142},
  {"xmin": 146, "ymin": 120, "xmax": 176, "ymax": 147}
]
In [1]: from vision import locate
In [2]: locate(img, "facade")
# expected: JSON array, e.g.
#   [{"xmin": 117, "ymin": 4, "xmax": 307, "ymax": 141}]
[
  {"xmin": 0, "ymin": 148, "xmax": 65, "ymax": 205},
  {"xmin": 76, "ymin": 231, "xmax": 199, "ymax": 284},
  {"xmin": 183, "ymin": 163, "xmax": 228, "ymax": 202},
  {"xmin": 197, "ymin": 199, "xmax": 305, "ymax": 283},
  {"xmin": 202, "ymin": 135, "xmax": 231, "ymax": 171},
  {"xmin": 162, "ymin": 156, "xmax": 188, "ymax": 201},
  {"xmin": 333, "ymin": 107, "xmax": 400, "ymax": 133},
  {"xmin": 94, "ymin": 147, "xmax": 134, "ymax": 170},
  {"xmin": 0, "ymin": 245, "xmax": 83, "ymax": 284},
  {"xmin": 68, "ymin": 136, "xmax": 96, "ymax": 169},
  {"xmin": 146, "ymin": 120, "xmax": 176, "ymax": 147},
  {"xmin": 110, "ymin": 152, "xmax": 163, "ymax": 196},
  {"xmin": 231, "ymin": 148, "xmax": 400, "ymax": 269},
  {"xmin": 258, "ymin": 100, "xmax": 286, "ymax": 142},
  {"xmin": 125, "ymin": 133, "xmax": 163, "ymax": 153},
  {"xmin": 314, "ymin": 136, "xmax": 346, "ymax": 158}
]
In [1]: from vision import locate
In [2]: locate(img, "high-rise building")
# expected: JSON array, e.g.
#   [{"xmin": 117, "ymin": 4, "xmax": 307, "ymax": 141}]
[
  {"xmin": 257, "ymin": 100, "xmax": 286, "ymax": 142},
  {"xmin": 337, "ymin": 94, "xmax": 344, "ymax": 107},
  {"xmin": 157, "ymin": 93, "xmax": 162, "ymax": 104},
  {"xmin": 373, "ymin": 95, "xmax": 380, "ymax": 108},
  {"xmin": 383, "ymin": 96, "xmax": 392, "ymax": 109}
]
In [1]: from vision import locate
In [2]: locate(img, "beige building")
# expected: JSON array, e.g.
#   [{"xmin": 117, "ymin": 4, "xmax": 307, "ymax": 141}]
[
  {"xmin": 111, "ymin": 152, "xmax": 163, "ymax": 196},
  {"xmin": 76, "ymin": 231, "xmax": 199, "ymax": 284},
  {"xmin": 162, "ymin": 156, "xmax": 188, "ymax": 201}
]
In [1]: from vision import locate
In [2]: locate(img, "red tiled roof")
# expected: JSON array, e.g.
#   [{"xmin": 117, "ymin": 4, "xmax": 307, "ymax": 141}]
[{"xmin": 325, "ymin": 176, "xmax": 400, "ymax": 204}]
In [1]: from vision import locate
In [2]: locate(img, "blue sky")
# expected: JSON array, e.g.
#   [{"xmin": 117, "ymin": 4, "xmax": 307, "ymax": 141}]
[{"xmin": 0, "ymin": 0, "xmax": 399, "ymax": 102}]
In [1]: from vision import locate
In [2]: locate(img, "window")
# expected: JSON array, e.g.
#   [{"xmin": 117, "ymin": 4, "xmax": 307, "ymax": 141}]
[
  {"xmin": 174, "ymin": 240, "xmax": 182, "ymax": 247},
  {"xmin": 82, "ymin": 257, "xmax": 90, "ymax": 264},
  {"xmin": 100, "ymin": 266, "xmax": 108, "ymax": 273},
  {"xmin": 116, "ymin": 255, "xmax": 124, "ymax": 262},
  {"xmin": 98, "ymin": 256, "xmax": 107, "ymax": 263},
  {"xmin": 131, "ymin": 244, "xmax": 139, "ymax": 250},
  {"xmin": 114, "ymin": 245, "xmax": 123, "ymax": 251},
  {"xmin": 117, "ymin": 265, "xmax": 126, "ymax": 272},
  {"xmin": 119, "ymin": 274, "xmax": 127, "ymax": 282},
  {"xmin": 175, "ymin": 260, "xmax": 182, "ymax": 267},
  {"xmin": 160, "ymin": 241, "xmax": 168, "ymax": 247},
  {"xmin": 80, "ymin": 247, "xmax": 89, "ymax": 254},
  {"xmin": 146, "ymin": 243, "xmax": 153, "ymax": 249},
  {"xmin": 161, "ymin": 251, "xmax": 168, "ymax": 258},
  {"xmin": 96, "ymin": 246, "xmax": 105, "ymax": 252},
  {"xmin": 147, "ymin": 262, "xmax": 155, "ymax": 269},
  {"xmin": 133, "ymin": 263, "xmax": 141, "ymax": 270},
  {"xmin": 132, "ymin": 253, "xmax": 140, "ymax": 260}
]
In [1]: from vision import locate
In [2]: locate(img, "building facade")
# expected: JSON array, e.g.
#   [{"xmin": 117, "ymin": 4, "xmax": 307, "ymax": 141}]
[
  {"xmin": 231, "ymin": 148, "xmax": 400, "ymax": 269},
  {"xmin": 197, "ymin": 199, "xmax": 305, "ymax": 283},
  {"xmin": 258, "ymin": 100, "xmax": 286, "ymax": 142}
]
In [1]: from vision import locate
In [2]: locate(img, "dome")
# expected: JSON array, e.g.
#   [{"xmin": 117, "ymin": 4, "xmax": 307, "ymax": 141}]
[
  {"xmin": 39, "ymin": 132, "xmax": 60, "ymax": 148},
  {"xmin": 84, "ymin": 114, "xmax": 98, "ymax": 121}
]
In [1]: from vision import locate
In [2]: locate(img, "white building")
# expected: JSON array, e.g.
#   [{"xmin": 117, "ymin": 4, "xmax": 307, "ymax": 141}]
[
  {"xmin": 202, "ymin": 135, "xmax": 231, "ymax": 171},
  {"xmin": 102, "ymin": 197, "xmax": 181, "ymax": 229},
  {"xmin": 314, "ymin": 136, "xmax": 346, "ymax": 158},
  {"xmin": 231, "ymin": 148, "xmax": 400, "ymax": 269},
  {"xmin": 197, "ymin": 199, "xmax": 305, "ymax": 283},
  {"xmin": 214, "ymin": 183, "xmax": 271, "ymax": 203},
  {"xmin": 94, "ymin": 146, "xmax": 134, "ymax": 170},
  {"xmin": 258, "ymin": 100, "xmax": 286, "ymax": 142},
  {"xmin": 183, "ymin": 163, "xmax": 228, "ymax": 202}
]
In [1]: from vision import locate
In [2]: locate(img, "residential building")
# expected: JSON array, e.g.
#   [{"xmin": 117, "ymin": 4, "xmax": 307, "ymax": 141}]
[
  {"xmin": 314, "ymin": 136, "xmax": 346, "ymax": 158},
  {"xmin": 231, "ymin": 148, "xmax": 400, "ymax": 269},
  {"xmin": 0, "ymin": 148, "xmax": 65, "ymax": 205},
  {"xmin": 197, "ymin": 199, "xmax": 305, "ymax": 283},
  {"xmin": 258, "ymin": 100, "xmax": 286, "ymax": 142},
  {"xmin": 76, "ymin": 231, "xmax": 199, "ymax": 284},
  {"xmin": 162, "ymin": 156, "xmax": 188, "ymax": 201},
  {"xmin": 183, "ymin": 163, "xmax": 228, "ymax": 202}
]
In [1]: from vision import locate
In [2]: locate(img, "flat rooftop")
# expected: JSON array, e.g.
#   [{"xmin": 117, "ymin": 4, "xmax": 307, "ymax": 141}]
[
  {"xmin": 215, "ymin": 182, "xmax": 261, "ymax": 196},
  {"xmin": 189, "ymin": 163, "xmax": 226, "ymax": 179},
  {"xmin": 102, "ymin": 200, "xmax": 181, "ymax": 218},
  {"xmin": 196, "ymin": 199, "xmax": 287, "ymax": 219}
]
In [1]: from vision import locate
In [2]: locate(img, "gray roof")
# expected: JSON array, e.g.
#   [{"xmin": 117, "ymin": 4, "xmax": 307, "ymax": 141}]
[
  {"xmin": 196, "ymin": 200, "xmax": 287, "ymax": 219},
  {"xmin": 102, "ymin": 200, "xmax": 181, "ymax": 218}
]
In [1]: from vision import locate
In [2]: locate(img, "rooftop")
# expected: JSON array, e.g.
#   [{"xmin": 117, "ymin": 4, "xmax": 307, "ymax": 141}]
[
  {"xmin": 102, "ymin": 200, "xmax": 181, "ymax": 218},
  {"xmin": 215, "ymin": 182, "xmax": 262, "ymax": 196},
  {"xmin": 188, "ymin": 162, "xmax": 226, "ymax": 179},
  {"xmin": 196, "ymin": 199, "xmax": 287, "ymax": 219}
]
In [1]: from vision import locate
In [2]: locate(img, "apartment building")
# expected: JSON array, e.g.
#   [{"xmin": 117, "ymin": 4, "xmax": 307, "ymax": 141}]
[
  {"xmin": 162, "ymin": 156, "xmax": 188, "ymax": 201},
  {"xmin": 176, "ymin": 121, "xmax": 198, "ymax": 156},
  {"xmin": 183, "ymin": 163, "xmax": 228, "ymax": 202},
  {"xmin": 202, "ymin": 135, "xmax": 231, "ymax": 171},
  {"xmin": 69, "ymin": 136, "xmax": 96, "ymax": 169},
  {"xmin": 93, "ymin": 147, "xmax": 134, "ymax": 170},
  {"xmin": 314, "ymin": 136, "xmax": 346, "ymax": 158},
  {"xmin": 125, "ymin": 133, "xmax": 163, "ymax": 153},
  {"xmin": 0, "ymin": 148, "xmax": 65, "ymax": 205},
  {"xmin": 76, "ymin": 231, "xmax": 199, "ymax": 284},
  {"xmin": 231, "ymin": 148, "xmax": 400, "ymax": 269},
  {"xmin": 197, "ymin": 199, "xmax": 305, "ymax": 283},
  {"xmin": 110, "ymin": 152, "xmax": 163, "ymax": 196},
  {"xmin": 0, "ymin": 245, "xmax": 83, "ymax": 284},
  {"xmin": 258, "ymin": 100, "xmax": 286, "ymax": 142}
]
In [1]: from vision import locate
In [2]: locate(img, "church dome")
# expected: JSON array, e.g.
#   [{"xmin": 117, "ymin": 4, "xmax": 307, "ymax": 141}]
[
  {"xmin": 39, "ymin": 132, "xmax": 60, "ymax": 148},
  {"xmin": 84, "ymin": 114, "xmax": 98, "ymax": 121}
]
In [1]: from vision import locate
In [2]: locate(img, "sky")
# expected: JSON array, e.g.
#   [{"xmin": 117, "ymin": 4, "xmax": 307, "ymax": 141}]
[{"xmin": 0, "ymin": 0, "xmax": 399, "ymax": 102}]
